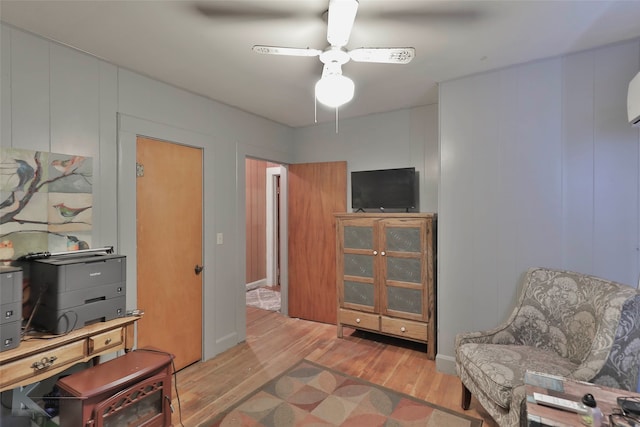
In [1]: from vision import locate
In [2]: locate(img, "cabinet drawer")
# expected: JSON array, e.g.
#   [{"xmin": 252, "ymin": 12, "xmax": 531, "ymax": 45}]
[
  {"xmin": 339, "ymin": 309, "xmax": 379, "ymax": 331},
  {"xmin": 0, "ymin": 340, "xmax": 85, "ymax": 388},
  {"xmin": 1, "ymin": 301, "xmax": 21, "ymax": 325},
  {"xmin": 380, "ymin": 317, "xmax": 427, "ymax": 342},
  {"xmin": 89, "ymin": 327, "xmax": 123, "ymax": 355}
]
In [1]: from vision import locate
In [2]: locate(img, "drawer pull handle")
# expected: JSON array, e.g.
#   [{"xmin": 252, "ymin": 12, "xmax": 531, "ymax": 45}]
[
  {"xmin": 356, "ymin": 318, "xmax": 361, "ymax": 323},
  {"xmin": 105, "ymin": 338, "xmax": 112, "ymax": 345},
  {"xmin": 381, "ymin": 251, "xmax": 386, "ymax": 256},
  {"xmin": 373, "ymin": 250, "xmax": 378, "ymax": 255},
  {"xmin": 32, "ymin": 356, "xmax": 57, "ymax": 371},
  {"xmin": 400, "ymin": 327, "xmax": 406, "ymax": 333}
]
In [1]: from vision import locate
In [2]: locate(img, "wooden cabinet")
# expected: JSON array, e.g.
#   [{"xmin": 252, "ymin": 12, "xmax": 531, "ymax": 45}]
[{"xmin": 335, "ymin": 213, "xmax": 437, "ymax": 359}]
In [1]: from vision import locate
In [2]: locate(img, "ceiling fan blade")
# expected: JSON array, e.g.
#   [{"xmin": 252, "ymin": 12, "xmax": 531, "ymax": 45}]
[
  {"xmin": 253, "ymin": 45, "xmax": 322, "ymax": 57},
  {"xmin": 195, "ymin": 3, "xmax": 298, "ymax": 21},
  {"xmin": 349, "ymin": 47, "xmax": 415, "ymax": 64},
  {"xmin": 326, "ymin": 0, "xmax": 359, "ymax": 47}
]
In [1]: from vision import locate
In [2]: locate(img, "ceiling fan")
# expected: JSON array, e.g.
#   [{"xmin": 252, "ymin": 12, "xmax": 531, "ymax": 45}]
[{"xmin": 252, "ymin": 0, "xmax": 416, "ymax": 108}]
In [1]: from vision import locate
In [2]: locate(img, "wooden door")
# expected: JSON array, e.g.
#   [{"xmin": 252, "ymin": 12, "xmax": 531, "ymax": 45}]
[
  {"xmin": 288, "ymin": 161, "xmax": 346, "ymax": 324},
  {"xmin": 136, "ymin": 136, "xmax": 203, "ymax": 371}
]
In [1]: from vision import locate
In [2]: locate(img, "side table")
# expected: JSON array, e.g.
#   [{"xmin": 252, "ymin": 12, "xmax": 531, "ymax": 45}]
[
  {"xmin": 0, "ymin": 316, "xmax": 140, "ymax": 392},
  {"xmin": 525, "ymin": 371, "xmax": 640, "ymax": 427}
]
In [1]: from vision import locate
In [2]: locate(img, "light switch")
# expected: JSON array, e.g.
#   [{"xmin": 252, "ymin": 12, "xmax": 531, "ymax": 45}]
[{"xmin": 217, "ymin": 233, "xmax": 223, "ymax": 245}]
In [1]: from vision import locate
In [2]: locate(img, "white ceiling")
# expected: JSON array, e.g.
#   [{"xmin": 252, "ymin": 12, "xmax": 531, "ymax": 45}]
[{"xmin": 1, "ymin": 1, "xmax": 640, "ymax": 128}]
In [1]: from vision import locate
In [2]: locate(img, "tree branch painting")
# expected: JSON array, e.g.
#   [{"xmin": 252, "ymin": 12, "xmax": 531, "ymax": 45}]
[{"xmin": 0, "ymin": 148, "xmax": 93, "ymax": 263}]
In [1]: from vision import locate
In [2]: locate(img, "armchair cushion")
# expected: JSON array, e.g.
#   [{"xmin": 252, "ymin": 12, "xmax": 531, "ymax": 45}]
[{"xmin": 457, "ymin": 344, "xmax": 577, "ymax": 409}]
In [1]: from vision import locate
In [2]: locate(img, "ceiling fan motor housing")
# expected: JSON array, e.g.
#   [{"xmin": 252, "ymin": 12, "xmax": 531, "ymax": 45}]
[{"xmin": 320, "ymin": 47, "xmax": 351, "ymax": 67}]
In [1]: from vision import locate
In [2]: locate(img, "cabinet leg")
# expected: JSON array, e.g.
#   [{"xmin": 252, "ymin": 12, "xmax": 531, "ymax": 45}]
[{"xmin": 337, "ymin": 323, "xmax": 343, "ymax": 338}]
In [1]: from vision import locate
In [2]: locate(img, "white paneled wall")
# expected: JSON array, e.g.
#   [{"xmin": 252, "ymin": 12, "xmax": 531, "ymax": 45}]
[
  {"xmin": 592, "ymin": 43, "xmax": 640, "ymax": 282},
  {"xmin": 1, "ymin": 25, "xmax": 11, "ymax": 148},
  {"xmin": 438, "ymin": 39, "xmax": 640, "ymax": 374},
  {"xmin": 563, "ymin": 42, "xmax": 640, "ymax": 283},
  {"xmin": 292, "ymin": 105, "xmax": 439, "ymax": 213},
  {"xmin": 3, "ymin": 28, "xmax": 121, "ymax": 251},
  {"xmin": 1, "ymin": 23, "xmax": 295, "ymax": 363},
  {"xmin": 4, "ymin": 20, "xmax": 640, "ymax": 376},
  {"xmin": 10, "ymin": 29, "xmax": 50, "ymax": 151},
  {"xmin": 50, "ymin": 44, "xmax": 100, "ymax": 155}
]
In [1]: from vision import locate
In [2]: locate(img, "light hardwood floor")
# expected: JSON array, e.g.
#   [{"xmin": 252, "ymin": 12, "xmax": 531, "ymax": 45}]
[{"xmin": 171, "ymin": 307, "xmax": 498, "ymax": 427}]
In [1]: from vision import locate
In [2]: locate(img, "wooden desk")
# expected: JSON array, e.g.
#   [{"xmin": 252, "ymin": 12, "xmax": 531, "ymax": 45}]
[
  {"xmin": 0, "ymin": 316, "xmax": 139, "ymax": 392},
  {"xmin": 525, "ymin": 371, "xmax": 640, "ymax": 427}
]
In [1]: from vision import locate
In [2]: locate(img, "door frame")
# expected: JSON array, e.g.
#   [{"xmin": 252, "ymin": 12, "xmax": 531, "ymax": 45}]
[
  {"xmin": 266, "ymin": 165, "xmax": 283, "ymax": 289},
  {"xmin": 246, "ymin": 160, "xmax": 288, "ymax": 316},
  {"xmin": 117, "ymin": 114, "xmax": 210, "ymax": 358}
]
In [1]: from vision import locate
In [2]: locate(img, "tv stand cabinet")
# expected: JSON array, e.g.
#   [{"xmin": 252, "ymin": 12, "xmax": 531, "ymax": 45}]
[{"xmin": 335, "ymin": 213, "xmax": 437, "ymax": 359}]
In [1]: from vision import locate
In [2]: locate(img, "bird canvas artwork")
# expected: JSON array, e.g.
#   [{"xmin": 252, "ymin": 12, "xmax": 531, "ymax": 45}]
[{"xmin": 0, "ymin": 147, "xmax": 93, "ymax": 261}]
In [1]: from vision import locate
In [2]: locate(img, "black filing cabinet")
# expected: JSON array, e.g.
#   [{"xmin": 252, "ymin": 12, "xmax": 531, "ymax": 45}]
[{"xmin": 0, "ymin": 266, "xmax": 22, "ymax": 352}]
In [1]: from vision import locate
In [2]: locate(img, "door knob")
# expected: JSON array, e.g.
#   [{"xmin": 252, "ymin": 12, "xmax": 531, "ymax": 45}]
[{"xmin": 195, "ymin": 265, "xmax": 204, "ymax": 275}]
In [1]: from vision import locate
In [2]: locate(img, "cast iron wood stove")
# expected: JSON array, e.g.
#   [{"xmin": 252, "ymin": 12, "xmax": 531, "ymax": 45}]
[{"xmin": 57, "ymin": 348, "xmax": 173, "ymax": 426}]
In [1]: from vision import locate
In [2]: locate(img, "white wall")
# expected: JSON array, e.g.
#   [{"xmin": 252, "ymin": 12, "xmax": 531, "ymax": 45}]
[
  {"xmin": 437, "ymin": 39, "xmax": 640, "ymax": 374},
  {"xmin": 292, "ymin": 105, "xmax": 439, "ymax": 213},
  {"xmin": 5, "ymin": 21, "xmax": 640, "ymax": 379},
  {"xmin": 1, "ymin": 25, "xmax": 119, "ymax": 246},
  {"xmin": 0, "ymin": 24, "xmax": 295, "ymax": 361}
]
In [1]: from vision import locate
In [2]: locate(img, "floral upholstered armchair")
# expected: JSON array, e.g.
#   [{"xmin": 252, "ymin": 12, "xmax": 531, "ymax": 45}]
[{"xmin": 455, "ymin": 267, "xmax": 640, "ymax": 427}]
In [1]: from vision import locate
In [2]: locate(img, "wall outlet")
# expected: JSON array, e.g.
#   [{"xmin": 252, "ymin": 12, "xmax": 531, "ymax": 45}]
[{"xmin": 216, "ymin": 233, "xmax": 223, "ymax": 245}]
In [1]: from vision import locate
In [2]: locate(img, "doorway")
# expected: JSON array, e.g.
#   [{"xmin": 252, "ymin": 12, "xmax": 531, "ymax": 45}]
[{"xmin": 245, "ymin": 158, "xmax": 285, "ymax": 312}]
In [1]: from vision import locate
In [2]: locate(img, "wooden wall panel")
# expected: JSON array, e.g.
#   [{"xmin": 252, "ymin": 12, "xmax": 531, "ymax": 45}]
[{"xmin": 245, "ymin": 158, "xmax": 267, "ymax": 285}]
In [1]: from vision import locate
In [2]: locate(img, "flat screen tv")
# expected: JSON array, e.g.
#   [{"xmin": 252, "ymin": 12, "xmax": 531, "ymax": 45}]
[{"xmin": 351, "ymin": 167, "xmax": 417, "ymax": 211}]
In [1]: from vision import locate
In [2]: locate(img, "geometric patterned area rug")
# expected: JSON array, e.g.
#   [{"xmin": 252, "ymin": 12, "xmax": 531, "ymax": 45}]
[
  {"xmin": 200, "ymin": 360, "xmax": 483, "ymax": 427},
  {"xmin": 246, "ymin": 287, "xmax": 281, "ymax": 312}
]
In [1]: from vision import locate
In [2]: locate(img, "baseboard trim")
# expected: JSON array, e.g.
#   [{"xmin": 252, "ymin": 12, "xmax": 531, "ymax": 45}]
[
  {"xmin": 246, "ymin": 278, "xmax": 267, "ymax": 291},
  {"xmin": 436, "ymin": 353, "xmax": 457, "ymax": 376}
]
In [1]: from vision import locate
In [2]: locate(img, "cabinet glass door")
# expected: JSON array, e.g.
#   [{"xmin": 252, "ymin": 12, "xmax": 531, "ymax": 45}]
[
  {"xmin": 339, "ymin": 219, "xmax": 377, "ymax": 312},
  {"xmin": 380, "ymin": 219, "xmax": 427, "ymax": 321}
]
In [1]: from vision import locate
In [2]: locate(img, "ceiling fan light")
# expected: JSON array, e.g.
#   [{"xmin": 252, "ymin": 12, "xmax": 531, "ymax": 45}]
[{"xmin": 315, "ymin": 74, "xmax": 355, "ymax": 108}]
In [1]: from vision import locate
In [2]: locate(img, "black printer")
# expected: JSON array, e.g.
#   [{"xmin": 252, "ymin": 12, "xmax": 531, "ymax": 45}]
[{"xmin": 26, "ymin": 253, "xmax": 126, "ymax": 334}]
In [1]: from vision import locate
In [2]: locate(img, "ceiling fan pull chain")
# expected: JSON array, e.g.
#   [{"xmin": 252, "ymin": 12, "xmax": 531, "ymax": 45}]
[{"xmin": 335, "ymin": 107, "xmax": 339, "ymax": 134}]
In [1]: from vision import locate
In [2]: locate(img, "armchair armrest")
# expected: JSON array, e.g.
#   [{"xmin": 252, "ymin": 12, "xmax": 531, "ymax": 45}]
[
  {"xmin": 455, "ymin": 285, "xmax": 528, "ymax": 348},
  {"xmin": 455, "ymin": 323, "xmax": 518, "ymax": 347},
  {"xmin": 456, "ymin": 269, "xmax": 536, "ymax": 349}
]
